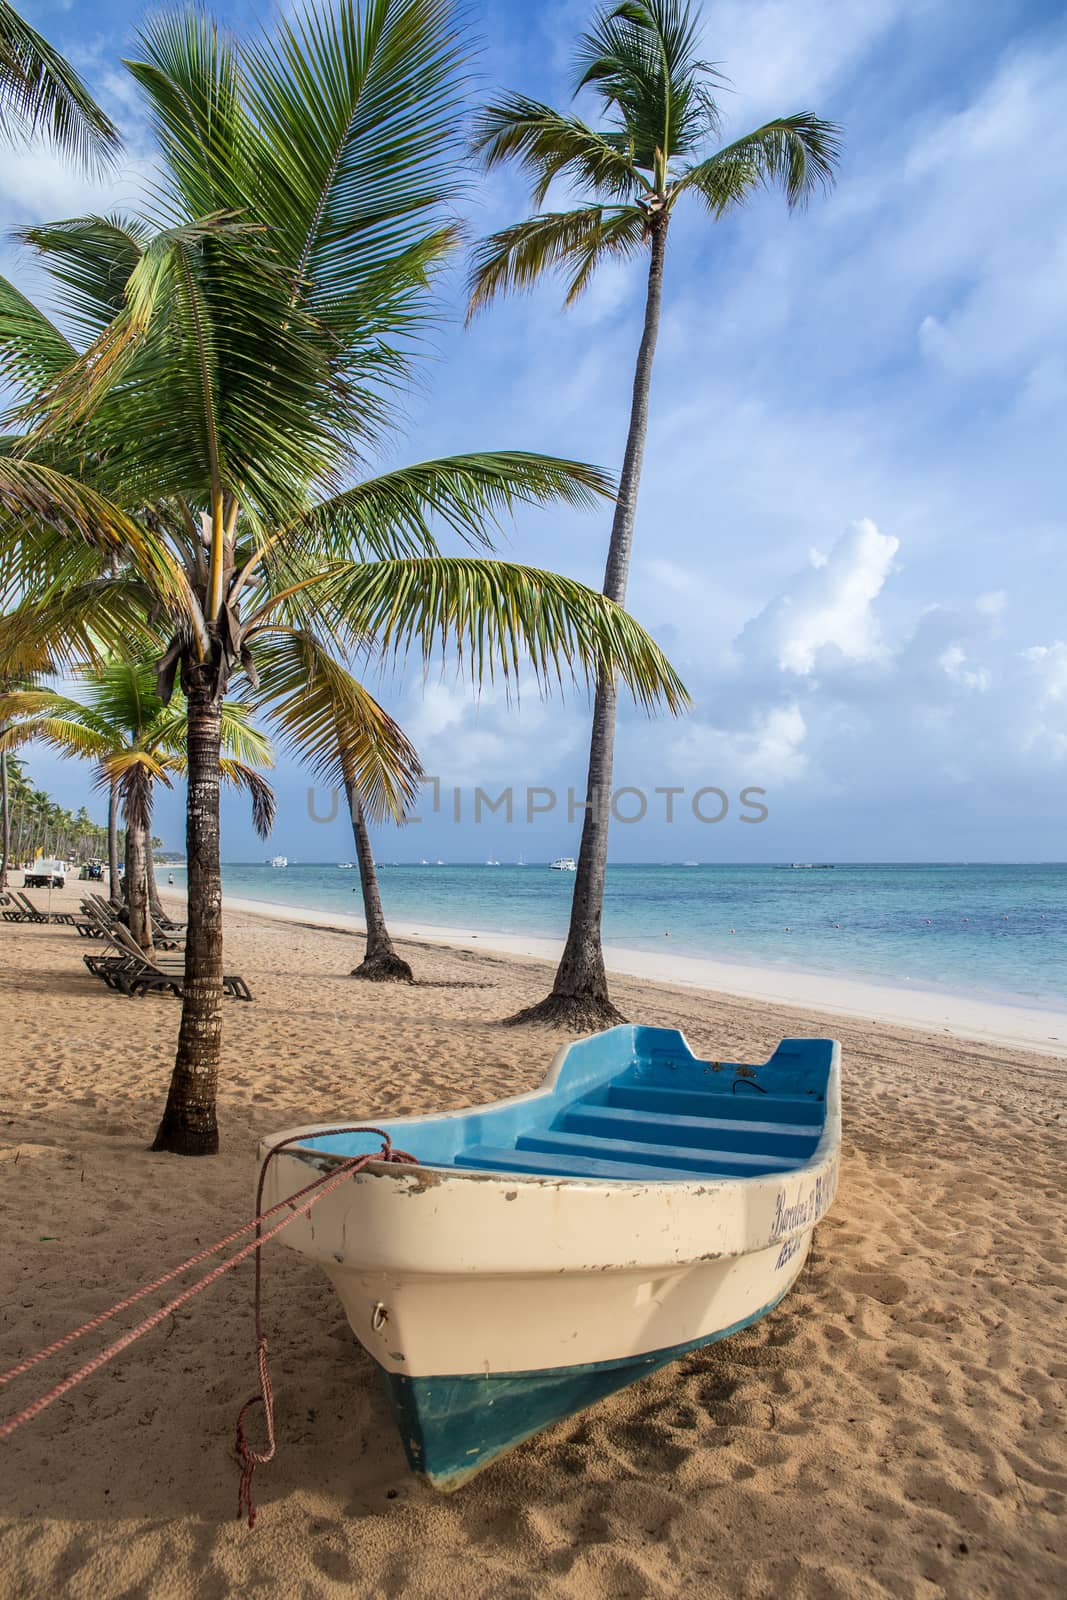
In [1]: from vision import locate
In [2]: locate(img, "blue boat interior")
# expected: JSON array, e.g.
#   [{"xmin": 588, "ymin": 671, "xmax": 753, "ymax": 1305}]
[{"xmin": 299, "ymin": 1026, "xmax": 834, "ymax": 1183}]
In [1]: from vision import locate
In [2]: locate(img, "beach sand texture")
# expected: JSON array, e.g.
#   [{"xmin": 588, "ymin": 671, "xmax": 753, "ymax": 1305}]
[{"xmin": 1, "ymin": 889, "xmax": 1064, "ymax": 1599}]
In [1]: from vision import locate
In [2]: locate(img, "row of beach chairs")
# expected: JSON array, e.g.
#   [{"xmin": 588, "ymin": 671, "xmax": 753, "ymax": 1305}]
[
  {"xmin": 81, "ymin": 918, "xmax": 253, "ymax": 1001},
  {"xmin": 2, "ymin": 890, "xmax": 77, "ymax": 925},
  {"xmin": 2, "ymin": 886, "xmax": 253, "ymax": 1002},
  {"xmin": 75, "ymin": 894, "xmax": 185, "ymax": 949}
]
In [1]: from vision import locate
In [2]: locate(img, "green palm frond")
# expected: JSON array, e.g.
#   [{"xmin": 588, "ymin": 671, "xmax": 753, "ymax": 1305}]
[
  {"xmin": 246, "ymin": 629, "xmax": 421, "ymax": 821},
  {"xmin": 0, "ymin": 456, "xmax": 142, "ymax": 551},
  {"xmin": 575, "ymin": 1, "xmax": 719, "ymax": 169},
  {"xmin": 219, "ymin": 758, "xmax": 276, "ymax": 839},
  {"xmin": 242, "ymin": 0, "xmax": 466, "ymax": 322},
  {"xmin": 17, "ymin": 214, "xmax": 151, "ymax": 341},
  {"xmin": 0, "ymin": 583, "xmax": 177, "ymax": 676},
  {"xmin": 0, "ymin": 711, "xmax": 113, "ymax": 761},
  {"xmin": 0, "ymin": 0, "xmax": 120, "ymax": 171},
  {"xmin": 316, "ymin": 557, "xmax": 689, "ymax": 713},
  {"xmin": 78, "ymin": 655, "xmax": 165, "ymax": 736},
  {"xmin": 470, "ymin": 94, "xmax": 647, "ymax": 206},
  {"xmin": 217, "ymin": 700, "xmax": 275, "ymax": 769},
  {"xmin": 468, "ymin": 206, "xmax": 647, "ymax": 316},
  {"xmin": 676, "ymin": 114, "xmax": 843, "ymax": 212},
  {"xmin": 0, "ymin": 276, "xmax": 77, "ymax": 402},
  {"xmin": 284, "ymin": 450, "xmax": 616, "ymax": 559},
  {"xmin": 124, "ymin": 7, "xmax": 250, "ymax": 223}
]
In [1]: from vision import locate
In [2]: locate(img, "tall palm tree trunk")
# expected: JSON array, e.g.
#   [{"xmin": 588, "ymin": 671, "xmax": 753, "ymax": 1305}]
[
  {"xmin": 0, "ymin": 750, "xmax": 9, "ymax": 889},
  {"xmin": 345, "ymin": 779, "xmax": 413, "ymax": 982},
  {"xmin": 124, "ymin": 820, "xmax": 154, "ymax": 955},
  {"xmin": 107, "ymin": 780, "xmax": 121, "ymax": 904},
  {"xmin": 509, "ymin": 217, "xmax": 668, "ymax": 1028},
  {"xmin": 145, "ymin": 837, "xmax": 165, "ymax": 919},
  {"xmin": 152, "ymin": 673, "xmax": 223, "ymax": 1155}
]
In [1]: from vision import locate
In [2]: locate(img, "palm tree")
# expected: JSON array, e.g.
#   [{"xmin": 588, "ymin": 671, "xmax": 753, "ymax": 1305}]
[
  {"xmin": 0, "ymin": 658, "xmax": 275, "ymax": 953},
  {"xmin": 0, "ymin": 1, "xmax": 118, "ymax": 168},
  {"xmin": 252, "ymin": 629, "xmax": 417, "ymax": 980},
  {"xmin": 0, "ymin": 1, "xmax": 686, "ymax": 1155},
  {"xmin": 346, "ymin": 790, "xmax": 411, "ymax": 980},
  {"xmin": 0, "ymin": 632, "xmax": 54, "ymax": 889},
  {"xmin": 468, "ymin": 0, "xmax": 842, "ymax": 1026}
]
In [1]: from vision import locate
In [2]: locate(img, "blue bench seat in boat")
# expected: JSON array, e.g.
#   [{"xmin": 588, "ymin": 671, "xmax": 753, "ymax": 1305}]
[
  {"xmin": 455, "ymin": 1132, "xmax": 800, "ymax": 1181},
  {"xmin": 606, "ymin": 1083, "xmax": 822, "ymax": 1123},
  {"xmin": 561, "ymin": 1103, "xmax": 820, "ymax": 1158}
]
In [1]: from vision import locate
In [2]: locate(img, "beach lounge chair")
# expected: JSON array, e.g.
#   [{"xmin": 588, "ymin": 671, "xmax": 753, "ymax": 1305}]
[
  {"xmin": 75, "ymin": 899, "xmax": 183, "ymax": 950},
  {"xmin": 3, "ymin": 891, "xmax": 76, "ymax": 925},
  {"xmin": 85, "ymin": 924, "xmax": 252, "ymax": 1001}
]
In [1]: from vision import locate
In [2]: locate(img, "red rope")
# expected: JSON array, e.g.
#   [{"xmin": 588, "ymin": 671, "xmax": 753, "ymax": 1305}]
[
  {"xmin": 0, "ymin": 1126, "xmax": 418, "ymax": 1529},
  {"xmin": 235, "ymin": 1127, "xmax": 416, "ymax": 1526}
]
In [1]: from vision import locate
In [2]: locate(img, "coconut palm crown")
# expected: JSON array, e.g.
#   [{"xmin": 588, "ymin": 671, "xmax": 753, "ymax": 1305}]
[
  {"xmin": 468, "ymin": 0, "xmax": 842, "ymax": 1028},
  {"xmin": 469, "ymin": 0, "xmax": 841, "ymax": 314}
]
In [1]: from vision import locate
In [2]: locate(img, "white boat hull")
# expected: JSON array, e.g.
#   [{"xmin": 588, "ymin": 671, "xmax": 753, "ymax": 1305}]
[
  {"xmin": 265, "ymin": 1151, "xmax": 836, "ymax": 1379},
  {"xmin": 261, "ymin": 1030, "xmax": 840, "ymax": 1486}
]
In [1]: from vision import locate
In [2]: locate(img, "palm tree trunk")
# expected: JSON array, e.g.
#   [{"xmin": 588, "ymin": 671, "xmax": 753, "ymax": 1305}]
[
  {"xmin": 0, "ymin": 751, "xmax": 9, "ymax": 890},
  {"xmin": 345, "ymin": 779, "xmax": 412, "ymax": 982},
  {"xmin": 152, "ymin": 673, "xmax": 223, "ymax": 1156},
  {"xmin": 508, "ymin": 217, "xmax": 668, "ymax": 1028},
  {"xmin": 107, "ymin": 781, "xmax": 121, "ymax": 904},
  {"xmin": 145, "ymin": 839, "xmax": 164, "ymax": 919},
  {"xmin": 125, "ymin": 821, "xmax": 154, "ymax": 955}
]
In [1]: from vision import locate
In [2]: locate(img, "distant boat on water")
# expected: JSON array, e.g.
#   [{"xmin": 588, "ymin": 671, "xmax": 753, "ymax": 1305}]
[
  {"xmin": 268, "ymin": 855, "xmax": 288, "ymax": 868},
  {"xmin": 485, "ymin": 858, "xmax": 501, "ymax": 866},
  {"xmin": 790, "ymin": 863, "xmax": 834, "ymax": 870},
  {"xmin": 550, "ymin": 857, "xmax": 576, "ymax": 871}
]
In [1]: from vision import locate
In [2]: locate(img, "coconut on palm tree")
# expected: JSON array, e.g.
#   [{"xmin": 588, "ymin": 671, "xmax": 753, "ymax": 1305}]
[
  {"xmin": 468, "ymin": 0, "xmax": 842, "ymax": 1027},
  {"xmin": 0, "ymin": 0, "xmax": 686, "ymax": 1155}
]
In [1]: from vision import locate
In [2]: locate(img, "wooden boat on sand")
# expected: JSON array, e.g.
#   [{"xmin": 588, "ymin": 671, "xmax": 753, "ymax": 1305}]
[{"xmin": 262, "ymin": 1025, "xmax": 840, "ymax": 1489}]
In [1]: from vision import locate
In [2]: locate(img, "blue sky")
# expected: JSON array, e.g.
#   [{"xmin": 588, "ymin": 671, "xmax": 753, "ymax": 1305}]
[{"xmin": 6, "ymin": 0, "xmax": 1066, "ymax": 862}]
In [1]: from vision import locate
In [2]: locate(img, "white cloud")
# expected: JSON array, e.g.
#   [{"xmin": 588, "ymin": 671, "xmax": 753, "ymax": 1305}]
[
  {"xmin": 738, "ymin": 518, "xmax": 898, "ymax": 676},
  {"xmin": 400, "ymin": 678, "xmax": 586, "ymax": 788},
  {"xmin": 939, "ymin": 644, "xmax": 990, "ymax": 692},
  {"xmin": 672, "ymin": 702, "xmax": 808, "ymax": 787},
  {"xmin": 1024, "ymin": 642, "xmax": 1067, "ymax": 704},
  {"xmin": 693, "ymin": 0, "xmax": 930, "ymax": 121},
  {"xmin": 1018, "ymin": 643, "xmax": 1067, "ymax": 761}
]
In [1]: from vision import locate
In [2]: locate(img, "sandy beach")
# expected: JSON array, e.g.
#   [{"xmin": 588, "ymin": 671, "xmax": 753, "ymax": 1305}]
[{"xmin": 1, "ymin": 884, "xmax": 1065, "ymax": 1599}]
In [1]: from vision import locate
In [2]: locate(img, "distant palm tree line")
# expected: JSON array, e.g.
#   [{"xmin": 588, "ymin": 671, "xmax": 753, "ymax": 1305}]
[
  {"xmin": 0, "ymin": 752, "xmax": 140, "ymax": 873},
  {"xmin": 0, "ymin": 657, "xmax": 275, "ymax": 951}
]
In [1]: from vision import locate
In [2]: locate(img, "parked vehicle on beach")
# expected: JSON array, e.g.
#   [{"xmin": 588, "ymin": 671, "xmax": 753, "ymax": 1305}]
[{"xmin": 23, "ymin": 858, "xmax": 68, "ymax": 888}]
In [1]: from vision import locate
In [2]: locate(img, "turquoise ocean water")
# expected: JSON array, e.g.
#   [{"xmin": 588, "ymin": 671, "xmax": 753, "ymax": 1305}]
[{"xmin": 209, "ymin": 861, "xmax": 1067, "ymax": 1013}]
